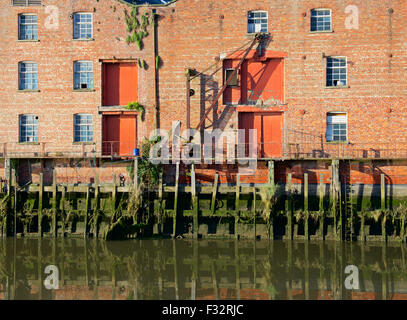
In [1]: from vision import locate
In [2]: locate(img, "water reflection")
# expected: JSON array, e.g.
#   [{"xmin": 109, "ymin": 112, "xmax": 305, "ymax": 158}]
[{"xmin": 0, "ymin": 239, "xmax": 406, "ymax": 300}]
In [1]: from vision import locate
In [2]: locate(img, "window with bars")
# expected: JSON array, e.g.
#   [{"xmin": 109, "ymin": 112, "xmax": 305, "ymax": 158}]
[
  {"xmin": 74, "ymin": 61, "xmax": 93, "ymax": 90},
  {"xmin": 73, "ymin": 13, "xmax": 93, "ymax": 39},
  {"xmin": 248, "ymin": 11, "xmax": 268, "ymax": 34},
  {"xmin": 326, "ymin": 113, "xmax": 347, "ymax": 142},
  {"xmin": 311, "ymin": 9, "xmax": 332, "ymax": 32},
  {"xmin": 18, "ymin": 14, "xmax": 38, "ymax": 40},
  {"xmin": 19, "ymin": 61, "xmax": 38, "ymax": 90},
  {"xmin": 12, "ymin": 0, "xmax": 41, "ymax": 6},
  {"xmin": 19, "ymin": 114, "xmax": 38, "ymax": 143},
  {"xmin": 326, "ymin": 57, "xmax": 347, "ymax": 87},
  {"xmin": 74, "ymin": 114, "xmax": 93, "ymax": 142}
]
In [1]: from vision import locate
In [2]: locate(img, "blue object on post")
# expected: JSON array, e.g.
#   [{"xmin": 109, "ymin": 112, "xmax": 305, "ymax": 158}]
[{"xmin": 133, "ymin": 148, "xmax": 140, "ymax": 157}]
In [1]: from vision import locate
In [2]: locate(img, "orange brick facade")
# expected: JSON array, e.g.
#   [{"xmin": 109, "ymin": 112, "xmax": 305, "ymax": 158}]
[{"xmin": 1, "ymin": 0, "xmax": 407, "ymax": 186}]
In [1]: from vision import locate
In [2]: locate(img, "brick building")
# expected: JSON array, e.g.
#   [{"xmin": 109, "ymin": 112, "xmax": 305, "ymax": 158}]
[{"xmin": 1, "ymin": 0, "xmax": 407, "ymax": 188}]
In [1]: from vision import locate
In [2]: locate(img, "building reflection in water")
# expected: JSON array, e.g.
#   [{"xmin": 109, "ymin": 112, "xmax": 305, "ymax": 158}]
[{"xmin": 0, "ymin": 239, "xmax": 406, "ymax": 300}]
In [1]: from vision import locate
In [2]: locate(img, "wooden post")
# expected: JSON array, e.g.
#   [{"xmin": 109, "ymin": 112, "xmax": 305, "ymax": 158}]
[
  {"xmin": 401, "ymin": 215, "xmax": 405, "ymax": 243},
  {"xmin": 304, "ymin": 173, "xmax": 309, "ymax": 241},
  {"xmin": 191, "ymin": 164, "xmax": 198, "ymax": 239},
  {"xmin": 286, "ymin": 173, "xmax": 293, "ymax": 240},
  {"xmin": 60, "ymin": 186, "xmax": 66, "ymax": 237},
  {"xmin": 268, "ymin": 160, "xmax": 275, "ymax": 185},
  {"xmin": 253, "ymin": 187, "xmax": 256, "ymax": 240},
  {"xmin": 158, "ymin": 172, "xmax": 163, "ymax": 235},
  {"xmin": 381, "ymin": 173, "xmax": 386, "ymax": 211},
  {"xmin": 111, "ymin": 173, "xmax": 117, "ymax": 215},
  {"xmin": 12, "ymin": 169, "xmax": 17, "ymax": 238},
  {"xmin": 319, "ymin": 173, "xmax": 325, "ymax": 240},
  {"xmin": 235, "ymin": 174, "xmax": 240, "ymax": 239},
  {"xmin": 173, "ymin": 163, "xmax": 179, "ymax": 238},
  {"xmin": 331, "ymin": 160, "xmax": 340, "ymax": 240},
  {"xmin": 84, "ymin": 186, "xmax": 90, "ymax": 238},
  {"xmin": 38, "ymin": 172, "xmax": 43, "ymax": 238},
  {"xmin": 211, "ymin": 173, "xmax": 219, "ymax": 214},
  {"xmin": 52, "ymin": 170, "xmax": 57, "ymax": 238},
  {"xmin": 360, "ymin": 212, "xmax": 365, "ymax": 242},
  {"xmin": 94, "ymin": 174, "xmax": 99, "ymax": 238}
]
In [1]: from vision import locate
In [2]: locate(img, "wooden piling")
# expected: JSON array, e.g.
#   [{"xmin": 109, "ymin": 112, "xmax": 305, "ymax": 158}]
[
  {"xmin": 94, "ymin": 174, "xmax": 99, "ymax": 238},
  {"xmin": 235, "ymin": 174, "xmax": 240, "ymax": 239},
  {"xmin": 52, "ymin": 170, "xmax": 57, "ymax": 237},
  {"xmin": 38, "ymin": 172, "xmax": 43, "ymax": 238},
  {"xmin": 268, "ymin": 160, "xmax": 275, "ymax": 185},
  {"xmin": 191, "ymin": 164, "xmax": 198, "ymax": 239},
  {"xmin": 173, "ymin": 163, "xmax": 179, "ymax": 238},
  {"xmin": 253, "ymin": 187, "xmax": 256, "ymax": 239},
  {"xmin": 286, "ymin": 173, "xmax": 293, "ymax": 240},
  {"xmin": 360, "ymin": 212, "xmax": 365, "ymax": 242},
  {"xmin": 210, "ymin": 173, "xmax": 219, "ymax": 214},
  {"xmin": 111, "ymin": 173, "xmax": 117, "ymax": 215},
  {"xmin": 84, "ymin": 186, "xmax": 90, "ymax": 238},
  {"xmin": 381, "ymin": 173, "xmax": 386, "ymax": 211},
  {"xmin": 304, "ymin": 173, "xmax": 309, "ymax": 240},
  {"xmin": 60, "ymin": 186, "xmax": 66, "ymax": 237},
  {"xmin": 12, "ymin": 169, "xmax": 17, "ymax": 238},
  {"xmin": 319, "ymin": 173, "xmax": 325, "ymax": 240},
  {"xmin": 157, "ymin": 172, "xmax": 163, "ymax": 235}
]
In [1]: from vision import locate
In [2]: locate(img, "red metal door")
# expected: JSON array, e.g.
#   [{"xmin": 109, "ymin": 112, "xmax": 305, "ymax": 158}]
[
  {"xmin": 241, "ymin": 59, "xmax": 284, "ymax": 104},
  {"xmin": 238, "ymin": 112, "xmax": 282, "ymax": 158},
  {"xmin": 103, "ymin": 114, "xmax": 137, "ymax": 156},
  {"xmin": 102, "ymin": 63, "xmax": 138, "ymax": 106}
]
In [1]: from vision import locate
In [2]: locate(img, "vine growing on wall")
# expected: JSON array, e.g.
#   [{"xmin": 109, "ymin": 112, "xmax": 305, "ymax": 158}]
[
  {"xmin": 125, "ymin": 101, "xmax": 145, "ymax": 121},
  {"xmin": 124, "ymin": 7, "xmax": 157, "ymax": 50}
]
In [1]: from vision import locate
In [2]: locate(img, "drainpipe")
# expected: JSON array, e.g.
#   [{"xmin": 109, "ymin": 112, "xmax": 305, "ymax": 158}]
[{"xmin": 152, "ymin": 9, "xmax": 159, "ymax": 130}]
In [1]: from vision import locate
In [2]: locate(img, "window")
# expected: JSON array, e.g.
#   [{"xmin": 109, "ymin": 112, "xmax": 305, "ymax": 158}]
[
  {"xmin": 225, "ymin": 69, "xmax": 238, "ymax": 87},
  {"xmin": 311, "ymin": 9, "xmax": 332, "ymax": 32},
  {"xmin": 18, "ymin": 14, "xmax": 38, "ymax": 40},
  {"xmin": 248, "ymin": 11, "xmax": 268, "ymax": 34},
  {"xmin": 19, "ymin": 114, "xmax": 38, "ymax": 142},
  {"xmin": 19, "ymin": 61, "xmax": 38, "ymax": 90},
  {"xmin": 74, "ymin": 114, "xmax": 93, "ymax": 142},
  {"xmin": 326, "ymin": 57, "xmax": 347, "ymax": 87},
  {"xmin": 74, "ymin": 61, "xmax": 93, "ymax": 90},
  {"xmin": 12, "ymin": 0, "xmax": 41, "ymax": 6},
  {"xmin": 73, "ymin": 13, "xmax": 93, "ymax": 39},
  {"xmin": 327, "ymin": 113, "xmax": 347, "ymax": 142}
]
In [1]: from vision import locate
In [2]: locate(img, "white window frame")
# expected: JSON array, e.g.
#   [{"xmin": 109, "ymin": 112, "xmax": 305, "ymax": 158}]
[
  {"xmin": 310, "ymin": 8, "xmax": 332, "ymax": 32},
  {"xmin": 73, "ymin": 12, "xmax": 93, "ymax": 40},
  {"xmin": 74, "ymin": 114, "xmax": 93, "ymax": 142},
  {"xmin": 326, "ymin": 56, "xmax": 347, "ymax": 87},
  {"xmin": 18, "ymin": 13, "xmax": 38, "ymax": 40},
  {"xmin": 18, "ymin": 61, "xmax": 38, "ymax": 90},
  {"xmin": 19, "ymin": 114, "xmax": 38, "ymax": 143},
  {"xmin": 247, "ymin": 11, "xmax": 268, "ymax": 34},
  {"xmin": 73, "ymin": 61, "xmax": 93, "ymax": 90},
  {"xmin": 326, "ymin": 112, "xmax": 347, "ymax": 142}
]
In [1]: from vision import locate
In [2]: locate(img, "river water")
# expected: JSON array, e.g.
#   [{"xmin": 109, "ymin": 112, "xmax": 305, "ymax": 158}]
[{"xmin": 0, "ymin": 238, "xmax": 406, "ymax": 300}]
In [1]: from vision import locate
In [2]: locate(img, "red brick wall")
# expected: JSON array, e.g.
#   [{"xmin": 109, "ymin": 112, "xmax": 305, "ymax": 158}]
[
  {"xmin": 154, "ymin": 0, "xmax": 407, "ymax": 148},
  {"xmin": 0, "ymin": 0, "xmax": 156, "ymax": 156}
]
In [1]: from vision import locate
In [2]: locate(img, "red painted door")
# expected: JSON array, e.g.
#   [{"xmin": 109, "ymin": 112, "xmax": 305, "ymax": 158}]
[
  {"xmin": 241, "ymin": 59, "xmax": 284, "ymax": 105},
  {"xmin": 255, "ymin": 113, "xmax": 282, "ymax": 158},
  {"xmin": 238, "ymin": 112, "xmax": 283, "ymax": 158},
  {"xmin": 102, "ymin": 63, "xmax": 138, "ymax": 106},
  {"xmin": 103, "ymin": 114, "xmax": 137, "ymax": 156}
]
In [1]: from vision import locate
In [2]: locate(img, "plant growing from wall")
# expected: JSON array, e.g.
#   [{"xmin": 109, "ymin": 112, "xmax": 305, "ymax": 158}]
[
  {"xmin": 126, "ymin": 136, "xmax": 163, "ymax": 187},
  {"xmin": 124, "ymin": 7, "xmax": 152, "ymax": 50},
  {"xmin": 125, "ymin": 101, "xmax": 145, "ymax": 121}
]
